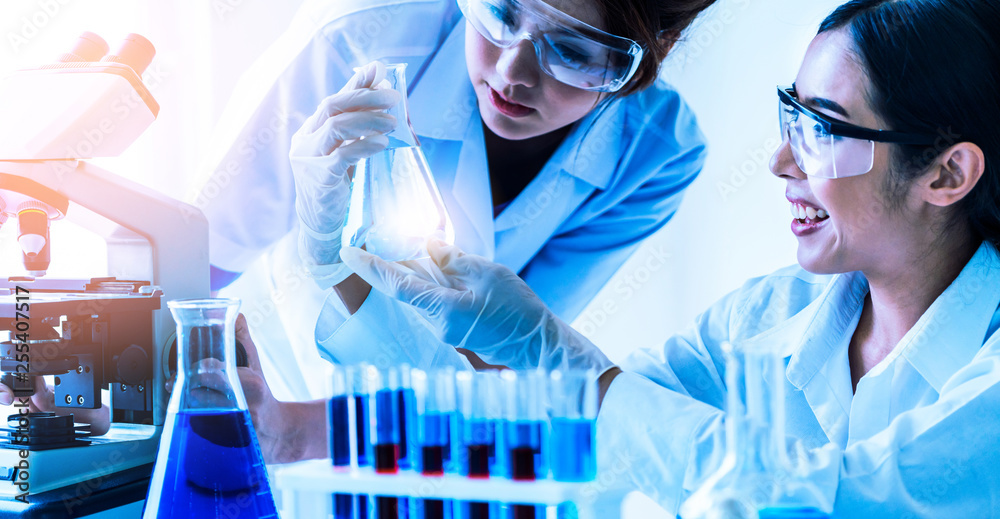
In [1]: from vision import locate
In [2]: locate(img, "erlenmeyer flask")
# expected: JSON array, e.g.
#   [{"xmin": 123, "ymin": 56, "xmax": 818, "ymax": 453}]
[
  {"xmin": 342, "ymin": 63, "xmax": 455, "ymax": 262},
  {"xmin": 678, "ymin": 343, "xmax": 832, "ymax": 519},
  {"xmin": 143, "ymin": 299, "xmax": 278, "ymax": 519}
]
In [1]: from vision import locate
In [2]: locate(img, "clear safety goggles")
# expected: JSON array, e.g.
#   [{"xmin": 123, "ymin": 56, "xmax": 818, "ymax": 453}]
[
  {"xmin": 778, "ymin": 86, "xmax": 939, "ymax": 179},
  {"xmin": 457, "ymin": 0, "xmax": 644, "ymax": 93}
]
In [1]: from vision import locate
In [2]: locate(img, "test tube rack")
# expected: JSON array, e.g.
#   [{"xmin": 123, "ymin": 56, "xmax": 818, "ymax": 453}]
[{"xmin": 275, "ymin": 460, "xmax": 629, "ymax": 519}]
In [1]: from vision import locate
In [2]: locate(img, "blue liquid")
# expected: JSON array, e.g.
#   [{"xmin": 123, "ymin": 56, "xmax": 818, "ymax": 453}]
[
  {"xmin": 758, "ymin": 508, "xmax": 833, "ymax": 519},
  {"xmin": 329, "ymin": 396, "xmax": 351, "ymax": 466},
  {"xmin": 490, "ymin": 420, "xmax": 503, "ymax": 475},
  {"xmin": 421, "ymin": 412, "xmax": 452, "ymax": 447},
  {"xmin": 146, "ymin": 409, "xmax": 277, "ymax": 518},
  {"xmin": 550, "ymin": 418, "xmax": 596, "ymax": 482},
  {"xmin": 330, "ymin": 396, "xmax": 352, "ymax": 518},
  {"xmin": 355, "ymin": 395, "xmax": 372, "ymax": 466},
  {"xmin": 334, "ymin": 494, "xmax": 353, "ymax": 519},
  {"xmin": 375, "ymin": 389, "xmax": 400, "ymax": 445},
  {"xmin": 398, "ymin": 388, "xmax": 417, "ymax": 469}
]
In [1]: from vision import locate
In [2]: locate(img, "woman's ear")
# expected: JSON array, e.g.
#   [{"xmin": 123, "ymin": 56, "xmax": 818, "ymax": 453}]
[{"xmin": 918, "ymin": 142, "xmax": 986, "ymax": 208}]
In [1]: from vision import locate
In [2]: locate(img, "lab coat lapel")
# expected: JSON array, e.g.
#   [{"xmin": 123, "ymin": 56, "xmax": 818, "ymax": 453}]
[
  {"xmin": 451, "ymin": 119, "xmax": 495, "ymax": 258},
  {"xmin": 742, "ymin": 272, "xmax": 869, "ymax": 447},
  {"xmin": 492, "ymin": 99, "xmax": 625, "ymax": 268}
]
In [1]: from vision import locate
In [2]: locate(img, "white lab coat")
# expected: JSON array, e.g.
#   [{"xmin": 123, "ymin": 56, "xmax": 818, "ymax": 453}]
[
  {"xmin": 196, "ymin": 0, "xmax": 707, "ymax": 397},
  {"xmin": 599, "ymin": 242, "xmax": 1000, "ymax": 517}
]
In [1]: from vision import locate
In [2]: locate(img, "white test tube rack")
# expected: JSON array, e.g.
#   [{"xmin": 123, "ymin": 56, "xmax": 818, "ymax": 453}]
[{"xmin": 276, "ymin": 460, "xmax": 629, "ymax": 518}]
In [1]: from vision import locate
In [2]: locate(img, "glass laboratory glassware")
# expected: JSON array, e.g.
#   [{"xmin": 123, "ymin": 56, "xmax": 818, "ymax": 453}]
[
  {"xmin": 143, "ymin": 299, "xmax": 277, "ymax": 519},
  {"xmin": 457, "ymin": 371, "xmax": 504, "ymax": 519},
  {"xmin": 501, "ymin": 370, "xmax": 547, "ymax": 519},
  {"xmin": 548, "ymin": 369, "xmax": 597, "ymax": 483},
  {"xmin": 342, "ymin": 62, "xmax": 455, "ymax": 262},
  {"xmin": 413, "ymin": 368, "xmax": 457, "ymax": 519},
  {"xmin": 372, "ymin": 365, "xmax": 405, "ymax": 518},
  {"xmin": 328, "ymin": 364, "xmax": 353, "ymax": 519},
  {"xmin": 398, "ymin": 364, "xmax": 418, "ymax": 471},
  {"xmin": 678, "ymin": 343, "xmax": 833, "ymax": 519},
  {"xmin": 352, "ymin": 364, "xmax": 376, "ymax": 518}
]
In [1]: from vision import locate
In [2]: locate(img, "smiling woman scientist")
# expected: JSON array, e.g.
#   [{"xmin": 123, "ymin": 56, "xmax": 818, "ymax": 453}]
[
  {"xmin": 196, "ymin": 0, "xmax": 716, "ymax": 386},
  {"xmin": 337, "ymin": 0, "xmax": 1000, "ymax": 515}
]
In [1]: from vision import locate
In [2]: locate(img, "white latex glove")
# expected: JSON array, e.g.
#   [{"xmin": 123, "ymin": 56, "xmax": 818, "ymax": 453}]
[
  {"xmin": 290, "ymin": 61, "xmax": 401, "ymax": 287},
  {"xmin": 339, "ymin": 239, "xmax": 615, "ymax": 375}
]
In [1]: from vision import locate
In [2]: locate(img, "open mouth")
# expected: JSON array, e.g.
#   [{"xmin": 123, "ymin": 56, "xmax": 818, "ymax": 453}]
[{"xmin": 790, "ymin": 202, "xmax": 830, "ymax": 225}]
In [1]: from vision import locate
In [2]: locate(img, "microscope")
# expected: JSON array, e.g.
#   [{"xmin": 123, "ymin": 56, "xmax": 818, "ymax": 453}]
[{"xmin": 0, "ymin": 32, "xmax": 209, "ymax": 516}]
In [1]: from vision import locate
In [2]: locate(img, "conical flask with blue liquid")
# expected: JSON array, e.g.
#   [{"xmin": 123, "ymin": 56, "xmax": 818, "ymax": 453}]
[
  {"xmin": 679, "ymin": 343, "xmax": 834, "ymax": 519},
  {"xmin": 342, "ymin": 62, "xmax": 455, "ymax": 262},
  {"xmin": 143, "ymin": 299, "xmax": 277, "ymax": 518}
]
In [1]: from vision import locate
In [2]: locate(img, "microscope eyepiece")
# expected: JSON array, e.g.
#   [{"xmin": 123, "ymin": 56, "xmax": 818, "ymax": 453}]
[
  {"xmin": 58, "ymin": 31, "xmax": 110, "ymax": 63},
  {"xmin": 101, "ymin": 33, "xmax": 156, "ymax": 76}
]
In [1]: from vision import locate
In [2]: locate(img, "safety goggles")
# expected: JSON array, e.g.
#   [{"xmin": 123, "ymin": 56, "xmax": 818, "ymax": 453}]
[
  {"xmin": 457, "ymin": 0, "xmax": 644, "ymax": 93},
  {"xmin": 778, "ymin": 86, "xmax": 939, "ymax": 179}
]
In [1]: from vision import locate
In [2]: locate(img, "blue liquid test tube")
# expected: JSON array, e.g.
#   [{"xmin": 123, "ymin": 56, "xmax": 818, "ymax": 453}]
[
  {"xmin": 352, "ymin": 364, "xmax": 376, "ymax": 518},
  {"xmin": 548, "ymin": 370, "xmax": 598, "ymax": 483},
  {"xmin": 373, "ymin": 366, "xmax": 406, "ymax": 519},
  {"xmin": 501, "ymin": 371, "xmax": 546, "ymax": 519},
  {"xmin": 413, "ymin": 368, "xmax": 457, "ymax": 519},
  {"xmin": 398, "ymin": 365, "xmax": 418, "ymax": 471},
  {"xmin": 328, "ymin": 365, "xmax": 353, "ymax": 519}
]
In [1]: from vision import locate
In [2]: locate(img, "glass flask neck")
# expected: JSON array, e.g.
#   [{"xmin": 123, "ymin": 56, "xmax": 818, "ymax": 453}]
[
  {"xmin": 167, "ymin": 298, "xmax": 247, "ymax": 412},
  {"xmin": 382, "ymin": 63, "xmax": 419, "ymax": 150}
]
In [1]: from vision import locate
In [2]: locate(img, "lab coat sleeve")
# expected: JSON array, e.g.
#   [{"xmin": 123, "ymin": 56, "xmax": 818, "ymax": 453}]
[
  {"xmin": 599, "ymin": 295, "xmax": 1000, "ymax": 516},
  {"xmin": 520, "ymin": 102, "xmax": 707, "ymax": 322}
]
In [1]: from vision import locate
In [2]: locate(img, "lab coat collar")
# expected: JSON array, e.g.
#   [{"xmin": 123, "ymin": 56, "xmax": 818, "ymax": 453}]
[
  {"xmin": 892, "ymin": 242, "xmax": 1000, "ymax": 393},
  {"xmin": 408, "ymin": 18, "xmax": 624, "ymax": 191},
  {"xmin": 758, "ymin": 242, "xmax": 1000, "ymax": 396},
  {"xmin": 554, "ymin": 97, "xmax": 626, "ymax": 190},
  {"xmin": 739, "ymin": 271, "xmax": 868, "ymax": 391}
]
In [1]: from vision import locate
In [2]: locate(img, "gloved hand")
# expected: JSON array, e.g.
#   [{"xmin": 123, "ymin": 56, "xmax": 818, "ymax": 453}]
[
  {"xmin": 290, "ymin": 61, "xmax": 401, "ymax": 287},
  {"xmin": 339, "ymin": 239, "xmax": 615, "ymax": 375}
]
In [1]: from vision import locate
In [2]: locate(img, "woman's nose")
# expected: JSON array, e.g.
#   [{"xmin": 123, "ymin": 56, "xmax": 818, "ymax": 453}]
[
  {"xmin": 495, "ymin": 38, "xmax": 540, "ymax": 88},
  {"xmin": 770, "ymin": 138, "xmax": 806, "ymax": 180}
]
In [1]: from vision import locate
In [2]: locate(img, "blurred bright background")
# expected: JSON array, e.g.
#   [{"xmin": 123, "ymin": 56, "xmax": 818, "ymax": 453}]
[{"xmin": 0, "ymin": 0, "xmax": 844, "ymax": 515}]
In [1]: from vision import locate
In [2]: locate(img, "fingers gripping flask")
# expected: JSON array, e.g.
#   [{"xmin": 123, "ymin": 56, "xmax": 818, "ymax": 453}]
[
  {"xmin": 143, "ymin": 299, "xmax": 278, "ymax": 519},
  {"xmin": 342, "ymin": 63, "xmax": 455, "ymax": 261}
]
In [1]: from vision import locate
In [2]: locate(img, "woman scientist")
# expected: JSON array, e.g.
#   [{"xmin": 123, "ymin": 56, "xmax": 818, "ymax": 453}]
[
  {"xmin": 196, "ymin": 0, "xmax": 716, "ymax": 392},
  {"xmin": 338, "ymin": 0, "xmax": 1000, "ymax": 515}
]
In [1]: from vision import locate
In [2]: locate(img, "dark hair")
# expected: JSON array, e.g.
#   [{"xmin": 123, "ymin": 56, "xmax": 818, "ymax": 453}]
[
  {"xmin": 597, "ymin": 0, "xmax": 718, "ymax": 97},
  {"xmin": 818, "ymin": 0, "xmax": 1000, "ymax": 248}
]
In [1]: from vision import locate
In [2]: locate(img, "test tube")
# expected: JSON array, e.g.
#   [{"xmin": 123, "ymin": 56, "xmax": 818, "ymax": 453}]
[
  {"xmin": 398, "ymin": 365, "xmax": 418, "ymax": 471},
  {"xmin": 413, "ymin": 368, "xmax": 457, "ymax": 519},
  {"xmin": 548, "ymin": 370, "xmax": 598, "ymax": 482},
  {"xmin": 352, "ymin": 364, "xmax": 375, "ymax": 518},
  {"xmin": 328, "ymin": 365, "xmax": 353, "ymax": 519},
  {"xmin": 502, "ymin": 370, "xmax": 547, "ymax": 519},
  {"xmin": 373, "ymin": 366, "xmax": 405, "ymax": 518},
  {"xmin": 457, "ymin": 371, "xmax": 503, "ymax": 519}
]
